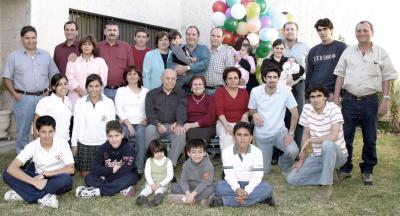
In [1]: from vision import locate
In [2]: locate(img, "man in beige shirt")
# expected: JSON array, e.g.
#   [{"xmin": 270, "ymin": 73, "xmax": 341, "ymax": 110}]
[{"xmin": 333, "ymin": 21, "xmax": 397, "ymax": 185}]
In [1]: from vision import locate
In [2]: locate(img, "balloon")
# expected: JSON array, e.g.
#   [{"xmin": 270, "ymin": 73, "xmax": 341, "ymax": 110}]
[
  {"xmin": 212, "ymin": 1, "xmax": 228, "ymax": 13},
  {"xmin": 286, "ymin": 13, "xmax": 295, "ymax": 22},
  {"xmin": 241, "ymin": 0, "xmax": 252, "ymax": 6},
  {"xmin": 236, "ymin": 21, "xmax": 248, "ymax": 36},
  {"xmin": 211, "ymin": 12, "xmax": 227, "ymax": 27},
  {"xmin": 272, "ymin": 13, "xmax": 287, "ymax": 29},
  {"xmin": 225, "ymin": 8, "xmax": 231, "ymax": 18},
  {"xmin": 223, "ymin": 30, "xmax": 233, "ymax": 45},
  {"xmin": 227, "ymin": 0, "xmax": 241, "ymax": 7},
  {"xmin": 256, "ymin": 46, "xmax": 268, "ymax": 58},
  {"xmin": 247, "ymin": 32, "xmax": 259, "ymax": 46},
  {"xmin": 247, "ymin": 19, "xmax": 261, "ymax": 33},
  {"xmin": 230, "ymin": 4, "xmax": 246, "ymax": 20},
  {"xmin": 258, "ymin": 40, "xmax": 273, "ymax": 53},
  {"xmin": 224, "ymin": 17, "xmax": 239, "ymax": 32},
  {"xmin": 259, "ymin": 27, "xmax": 279, "ymax": 42},
  {"xmin": 232, "ymin": 34, "xmax": 242, "ymax": 46},
  {"xmin": 260, "ymin": 15, "xmax": 272, "ymax": 28},
  {"xmin": 256, "ymin": 0, "xmax": 267, "ymax": 13},
  {"xmin": 267, "ymin": 3, "xmax": 282, "ymax": 17},
  {"xmin": 246, "ymin": 2, "xmax": 261, "ymax": 19}
]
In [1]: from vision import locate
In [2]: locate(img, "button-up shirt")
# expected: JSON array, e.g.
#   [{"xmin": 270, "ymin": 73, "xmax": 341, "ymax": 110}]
[
  {"xmin": 53, "ymin": 40, "xmax": 80, "ymax": 75},
  {"xmin": 334, "ymin": 44, "xmax": 398, "ymax": 96},
  {"xmin": 145, "ymin": 86, "xmax": 187, "ymax": 126},
  {"xmin": 2, "ymin": 48, "xmax": 59, "ymax": 92},
  {"xmin": 204, "ymin": 44, "xmax": 234, "ymax": 87}
]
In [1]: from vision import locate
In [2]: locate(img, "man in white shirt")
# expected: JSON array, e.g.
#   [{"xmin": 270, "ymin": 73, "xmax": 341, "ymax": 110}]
[
  {"xmin": 209, "ymin": 122, "xmax": 275, "ymax": 207},
  {"xmin": 3, "ymin": 116, "xmax": 74, "ymax": 208}
]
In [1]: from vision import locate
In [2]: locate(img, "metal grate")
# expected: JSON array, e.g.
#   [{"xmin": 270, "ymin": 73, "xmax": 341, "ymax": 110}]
[{"xmin": 69, "ymin": 9, "xmax": 172, "ymax": 49}]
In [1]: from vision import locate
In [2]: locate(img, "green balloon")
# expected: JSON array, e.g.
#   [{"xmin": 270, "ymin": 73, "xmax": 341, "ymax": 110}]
[
  {"xmin": 224, "ymin": 17, "xmax": 239, "ymax": 33},
  {"xmin": 256, "ymin": 0, "xmax": 267, "ymax": 13},
  {"xmin": 256, "ymin": 46, "xmax": 268, "ymax": 58},
  {"xmin": 259, "ymin": 41, "xmax": 273, "ymax": 53}
]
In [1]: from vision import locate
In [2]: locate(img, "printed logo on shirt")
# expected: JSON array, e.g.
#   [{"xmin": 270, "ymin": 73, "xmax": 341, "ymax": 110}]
[
  {"xmin": 313, "ymin": 53, "xmax": 336, "ymax": 62},
  {"xmin": 105, "ymin": 159, "xmax": 122, "ymax": 168},
  {"xmin": 202, "ymin": 171, "xmax": 210, "ymax": 181},
  {"xmin": 55, "ymin": 153, "xmax": 62, "ymax": 161}
]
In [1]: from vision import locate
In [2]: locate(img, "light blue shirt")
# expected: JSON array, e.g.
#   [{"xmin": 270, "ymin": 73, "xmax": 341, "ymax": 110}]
[
  {"xmin": 142, "ymin": 49, "xmax": 172, "ymax": 89},
  {"xmin": 284, "ymin": 41, "xmax": 310, "ymax": 69},
  {"xmin": 2, "ymin": 48, "xmax": 59, "ymax": 92},
  {"xmin": 248, "ymin": 84, "xmax": 297, "ymax": 138}
]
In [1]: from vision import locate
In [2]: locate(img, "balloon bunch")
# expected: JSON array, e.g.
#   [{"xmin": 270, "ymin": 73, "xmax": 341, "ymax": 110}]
[{"xmin": 211, "ymin": 0, "xmax": 293, "ymax": 58}]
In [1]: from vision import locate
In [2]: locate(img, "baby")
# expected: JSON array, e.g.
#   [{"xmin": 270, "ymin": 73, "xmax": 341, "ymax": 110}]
[{"xmin": 233, "ymin": 44, "xmax": 255, "ymax": 88}]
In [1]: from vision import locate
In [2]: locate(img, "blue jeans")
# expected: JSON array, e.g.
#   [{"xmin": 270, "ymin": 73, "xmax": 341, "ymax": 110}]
[
  {"xmin": 103, "ymin": 88, "xmax": 117, "ymax": 102},
  {"xmin": 256, "ymin": 128, "xmax": 299, "ymax": 174},
  {"xmin": 85, "ymin": 172, "xmax": 138, "ymax": 196},
  {"xmin": 13, "ymin": 95, "xmax": 43, "ymax": 153},
  {"xmin": 339, "ymin": 94, "xmax": 378, "ymax": 174},
  {"xmin": 292, "ymin": 81, "xmax": 305, "ymax": 147},
  {"xmin": 286, "ymin": 141, "xmax": 348, "ymax": 185},
  {"xmin": 215, "ymin": 180, "xmax": 272, "ymax": 207},
  {"xmin": 123, "ymin": 124, "xmax": 146, "ymax": 173},
  {"xmin": 3, "ymin": 167, "xmax": 72, "ymax": 203}
]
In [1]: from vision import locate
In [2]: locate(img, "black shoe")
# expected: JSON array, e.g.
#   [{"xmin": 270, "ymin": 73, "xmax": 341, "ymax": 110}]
[
  {"xmin": 136, "ymin": 195, "xmax": 148, "ymax": 206},
  {"xmin": 221, "ymin": 170, "xmax": 225, "ymax": 180},
  {"xmin": 148, "ymin": 193, "xmax": 164, "ymax": 207},
  {"xmin": 262, "ymin": 193, "xmax": 277, "ymax": 207},
  {"xmin": 208, "ymin": 194, "xmax": 223, "ymax": 207},
  {"xmin": 171, "ymin": 176, "xmax": 177, "ymax": 183}
]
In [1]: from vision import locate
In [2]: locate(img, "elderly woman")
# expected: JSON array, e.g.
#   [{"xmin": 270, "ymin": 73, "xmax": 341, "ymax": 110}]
[
  {"xmin": 183, "ymin": 75, "xmax": 217, "ymax": 144},
  {"xmin": 215, "ymin": 67, "xmax": 249, "ymax": 150},
  {"xmin": 115, "ymin": 65, "xmax": 149, "ymax": 175},
  {"xmin": 66, "ymin": 34, "xmax": 108, "ymax": 108},
  {"xmin": 143, "ymin": 31, "xmax": 172, "ymax": 89}
]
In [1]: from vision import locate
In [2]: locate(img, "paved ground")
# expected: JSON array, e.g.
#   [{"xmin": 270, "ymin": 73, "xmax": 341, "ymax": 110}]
[{"xmin": 0, "ymin": 138, "xmax": 15, "ymax": 153}]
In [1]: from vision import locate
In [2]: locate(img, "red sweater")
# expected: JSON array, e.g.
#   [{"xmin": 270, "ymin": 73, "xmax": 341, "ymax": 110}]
[
  {"xmin": 215, "ymin": 87, "xmax": 249, "ymax": 122},
  {"xmin": 187, "ymin": 94, "xmax": 217, "ymax": 127}
]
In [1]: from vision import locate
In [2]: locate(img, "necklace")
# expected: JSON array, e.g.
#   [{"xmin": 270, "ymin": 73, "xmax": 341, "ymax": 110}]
[{"xmin": 192, "ymin": 94, "xmax": 205, "ymax": 104}]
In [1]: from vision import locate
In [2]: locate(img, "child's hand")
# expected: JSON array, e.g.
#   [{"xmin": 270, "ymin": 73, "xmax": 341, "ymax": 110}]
[
  {"xmin": 185, "ymin": 192, "xmax": 196, "ymax": 205},
  {"xmin": 234, "ymin": 55, "xmax": 241, "ymax": 62},
  {"xmin": 189, "ymin": 57, "xmax": 197, "ymax": 63},
  {"xmin": 250, "ymin": 69, "xmax": 256, "ymax": 74},
  {"xmin": 151, "ymin": 184, "xmax": 159, "ymax": 191}
]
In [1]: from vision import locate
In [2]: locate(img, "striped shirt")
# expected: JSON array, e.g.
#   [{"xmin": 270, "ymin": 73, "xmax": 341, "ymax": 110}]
[
  {"xmin": 204, "ymin": 45, "xmax": 234, "ymax": 87},
  {"xmin": 299, "ymin": 102, "xmax": 347, "ymax": 156}
]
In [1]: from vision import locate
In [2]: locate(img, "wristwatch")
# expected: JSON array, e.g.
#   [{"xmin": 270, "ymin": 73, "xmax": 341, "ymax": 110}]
[
  {"xmin": 383, "ymin": 95, "xmax": 390, "ymax": 100},
  {"xmin": 187, "ymin": 65, "xmax": 191, "ymax": 71},
  {"xmin": 288, "ymin": 131, "xmax": 294, "ymax": 136}
]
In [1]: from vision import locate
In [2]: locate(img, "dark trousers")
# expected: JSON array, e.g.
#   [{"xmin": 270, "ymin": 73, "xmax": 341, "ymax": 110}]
[
  {"xmin": 339, "ymin": 94, "xmax": 379, "ymax": 174},
  {"xmin": 3, "ymin": 166, "xmax": 72, "ymax": 203},
  {"xmin": 84, "ymin": 172, "xmax": 138, "ymax": 196}
]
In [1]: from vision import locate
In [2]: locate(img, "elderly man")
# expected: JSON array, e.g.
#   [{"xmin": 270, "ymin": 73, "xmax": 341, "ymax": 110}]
[
  {"xmin": 333, "ymin": 21, "xmax": 398, "ymax": 185},
  {"xmin": 145, "ymin": 69, "xmax": 187, "ymax": 167},
  {"xmin": 2, "ymin": 25, "xmax": 59, "ymax": 153}
]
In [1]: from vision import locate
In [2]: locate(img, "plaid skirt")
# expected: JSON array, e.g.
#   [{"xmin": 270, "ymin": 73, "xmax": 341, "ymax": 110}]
[{"xmin": 77, "ymin": 142, "xmax": 99, "ymax": 171}]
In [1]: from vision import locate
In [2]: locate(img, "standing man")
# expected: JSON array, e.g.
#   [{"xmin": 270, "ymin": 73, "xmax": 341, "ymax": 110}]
[
  {"xmin": 333, "ymin": 21, "xmax": 398, "ymax": 185},
  {"xmin": 287, "ymin": 86, "xmax": 348, "ymax": 201},
  {"xmin": 98, "ymin": 20, "xmax": 135, "ymax": 101},
  {"xmin": 204, "ymin": 27, "xmax": 234, "ymax": 95},
  {"xmin": 2, "ymin": 26, "xmax": 59, "ymax": 153},
  {"xmin": 53, "ymin": 21, "xmax": 80, "ymax": 75},
  {"xmin": 173, "ymin": 26, "xmax": 210, "ymax": 90},
  {"xmin": 283, "ymin": 22, "xmax": 310, "ymax": 147},
  {"xmin": 248, "ymin": 65, "xmax": 299, "ymax": 175},
  {"xmin": 145, "ymin": 69, "xmax": 187, "ymax": 167},
  {"xmin": 131, "ymin": 27, "xmax": 151, "ymax": 74},
  {"xmin": 306, "ymin": 18, "xmax": 347, "ymax": 97}
]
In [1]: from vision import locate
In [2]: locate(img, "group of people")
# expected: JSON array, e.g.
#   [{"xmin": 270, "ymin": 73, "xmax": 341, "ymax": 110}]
[{"xmin": 1, "ymin": 17, "xmax": 397, "ymax": 209}]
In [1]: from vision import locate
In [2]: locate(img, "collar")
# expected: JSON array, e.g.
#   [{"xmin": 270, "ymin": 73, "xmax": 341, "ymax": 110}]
[
  {"xmin": 62, "ymin": 39, "xmax": 78, "ymax": 47},
  {"xmin": 356, "ymin": 42, "xmax": 375, "ymax": 52},
  {"xmin": 23, "ymin": 48, "xmax": 41, "ymax": 55},
  {"xmin": 157, "ymin": 85, "xmax": 177, "ymax": 95},
  {"xmin": 263, "ymin": 84, "xmax": 281, "ymax": 96},
  {"xmin": 233, "ymin": 144, "xmax": 251, "ymax": 155},
  {"xmin": 311, "ymin": 102, "xmax": 330, "ymax": 115},
  {"xmin": 86, "ymin": 94, "xmax": 104, "ymax": 103},
  {"xmin": 50, "ymin": 93, "xmax": 65, "ymax": 102},
  {"xmin": 78, "ymin": 55, "xmax": 95, "ymax": 62}
]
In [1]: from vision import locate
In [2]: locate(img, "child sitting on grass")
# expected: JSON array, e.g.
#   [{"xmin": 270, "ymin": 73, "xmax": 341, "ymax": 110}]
[
  {"xmin": 169, "ymin": 139, "xmax": 215, "ymax": 206},
  {"xmin": 136, "ymin": 139, "xmax": 173, "ymax": 207}
]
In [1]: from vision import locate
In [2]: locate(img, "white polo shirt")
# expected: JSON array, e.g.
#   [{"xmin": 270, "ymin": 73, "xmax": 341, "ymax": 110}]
[
  {"xmin": 71, "ymin": 94, "xmax": 115, "ymax": 147},
  {"xmin": 35, "ymin": 93, "xmax": 72, "ymax": 141},
  {"xmin": 115, "ymin": 86, "xmax": 148, "ymax": 124},
  {"xmin": 299, "ymin": 102, "xmax": 347, "ymax": 156},
  {"xmin": 17, "ymin": 136, "xmax": 74, "ymax": 174},
  {"xmin": 248, "ymin": 83, "xmax": 297, "ymax": 138}
]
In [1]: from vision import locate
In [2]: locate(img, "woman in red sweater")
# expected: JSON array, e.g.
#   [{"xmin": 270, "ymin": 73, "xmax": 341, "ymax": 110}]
[
  {"xmin": 215, "ymin": 67, "xmax": 249, "ymax": 150},
  {"xmin": 183, "ymin": 75, "xmax": 217, "ymax": 145}
]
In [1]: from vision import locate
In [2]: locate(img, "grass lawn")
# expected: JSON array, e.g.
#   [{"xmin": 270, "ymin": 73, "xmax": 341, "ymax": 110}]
[{"xmin": 0, "ymin": 130, "xmax": 399, "ymax": 216}]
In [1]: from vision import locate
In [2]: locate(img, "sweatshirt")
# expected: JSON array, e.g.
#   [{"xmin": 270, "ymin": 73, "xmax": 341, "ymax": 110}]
[{"xmin": 178, "ymin": 154, "xmax": 214, "ymax": 194}]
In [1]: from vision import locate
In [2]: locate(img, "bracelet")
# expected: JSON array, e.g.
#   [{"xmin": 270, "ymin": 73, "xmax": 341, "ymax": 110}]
[{"xmin": 288, "ymin": 132, "xmax": 294, "ymax": 136}]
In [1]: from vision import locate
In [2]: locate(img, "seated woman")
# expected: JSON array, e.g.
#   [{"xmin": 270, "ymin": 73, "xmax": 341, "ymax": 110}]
[
  {"xmin": 115, "ymin": 65, "xmax": 149, "ymax": 175},
  {"xmin": 3, "ymin": 116, "xmax": 74, "ymax": 209},
  {"xmin": 215, "ymin": 67, "xmax": 249, "ymax": 150},
  {"xmin": 183, "ymin": 75, "xmax": 217, "ymax": 145},
  {"xmin": 71, "ymin": 74, "xmax": 115, "ymax": 177},
  {"xmin": 34, "ymin": 74, "xmax": 72, "ymax": 142}
]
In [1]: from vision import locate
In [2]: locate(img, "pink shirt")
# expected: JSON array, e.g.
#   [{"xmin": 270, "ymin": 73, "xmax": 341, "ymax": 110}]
[{"xmin": 66, "ymin": 55, "xmax": 108, "ymax": 108}]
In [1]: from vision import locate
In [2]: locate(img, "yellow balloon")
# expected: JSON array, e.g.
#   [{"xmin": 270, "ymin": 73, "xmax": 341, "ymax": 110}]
[
  {"xmin": 246, "ymin": 2, "xmax": 261, "ymax": 19},
  {"xmin": 287, "ymin": 13, "xmax": 295, "ymax": 22}
]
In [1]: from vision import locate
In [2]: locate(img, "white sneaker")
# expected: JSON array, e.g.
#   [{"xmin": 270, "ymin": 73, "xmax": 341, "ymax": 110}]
[
  {"xmin": 76, "ymin": 187, "xmax": 100, "ymax": 198},
  {"xmin": 75, "ymin": 186, "xmax": 86, "ymax": 197},
  {"xmin": 120, "ymin": 186, "xmax": 132, "ymax": 196},
  {"xmin": 37, "ymin": 194, "xmax": 58, "ymax": 208},
  {"xmin": 4, "ymin": 190, "xmax": 23, "ymax": 201}
]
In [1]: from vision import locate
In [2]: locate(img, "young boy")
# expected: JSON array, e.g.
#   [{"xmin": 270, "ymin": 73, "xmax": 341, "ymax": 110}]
[
  {"xmin": 3, "ymin": 115, "xmax": 74, "ymax": 208},
  {"xmin": 169, "ymin": 139, "xmax": 214, "ymax": 206},
  {"xmin": 75, "ymin": 120, "xmax": 139, "ymax": 198},
  {"xmin": 168, "ymin": 30, "xmax": 195, "ymax": 66}
]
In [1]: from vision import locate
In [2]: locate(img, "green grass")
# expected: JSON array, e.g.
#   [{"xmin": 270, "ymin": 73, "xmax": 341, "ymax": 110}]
[{"xmin": 1, "ymin": 130, "xmax": 399, "ymax": 215}]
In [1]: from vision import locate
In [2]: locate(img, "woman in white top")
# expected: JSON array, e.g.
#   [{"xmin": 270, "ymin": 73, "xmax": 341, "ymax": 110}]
[
  {"xmin": 34, "ymin": 74, "xmax": 72, "ymax": 142},
  {"xmin": 66, "ymin": 34, "xmax": 108, "ymax": 108},
  {"xmin": 115, "ymin": 65, "xmax": 148, "ymax": 174},
  {"xmin": 72, "ymin": 74, "xmax": 115, "ymax": 177}
]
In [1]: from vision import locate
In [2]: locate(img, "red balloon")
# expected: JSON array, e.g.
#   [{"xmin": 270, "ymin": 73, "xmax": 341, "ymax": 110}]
[
  {"xmin": 223, "ymin": 30, "xmax": 233, "ymax": 45},
  {"xmin": 241, "ymin": 0, "xmax": 253, "ymax": 6},
  {"xmin": 232, "ymin": 34, "xmax": 242, "ymax": 46},
  {"xmin": 212, "ymin": 1, "xmax": 228, "ymax": 13}
]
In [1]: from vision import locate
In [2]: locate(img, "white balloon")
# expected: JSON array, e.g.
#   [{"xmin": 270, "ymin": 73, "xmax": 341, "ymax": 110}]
[
  {"xmin": 211, "ymin": 12, "xmax": 226, "ymax": 27},
  {"xmin": 231, "ymin": 4, "xmax": 246, "ymax": 20},
  {"xmin": 247, "ymin": 32, "xmax": 260, "ymax": 46},
  {"xmin": 261, "ymin": 27, "xmax": 279, "ymax": 41},
  {"xmin": 272, "ymin": 13, "xmax": 287, "ymax": 29}
]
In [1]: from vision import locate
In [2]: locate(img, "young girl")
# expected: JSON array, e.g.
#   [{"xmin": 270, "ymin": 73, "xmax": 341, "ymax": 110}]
[
  {"xmin": 233, "ymin": 44, "xmax": 255, "ymax": 88},
  {"xmin": 136, "ymin": 139, "xmax": 173, "ymax": 207}
]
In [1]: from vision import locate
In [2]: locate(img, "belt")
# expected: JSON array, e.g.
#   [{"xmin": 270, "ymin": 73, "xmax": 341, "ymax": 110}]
[
  {"xmin": 343, "ymin": 90, "xmax": 378, "ymax": 101},
  {"xmin": 15, "ymin": 89, "xmax": 48, "ymax": 96},
  {"xmin": 105, "ymin": 85, "xmax": 124, "ymax": 89}
]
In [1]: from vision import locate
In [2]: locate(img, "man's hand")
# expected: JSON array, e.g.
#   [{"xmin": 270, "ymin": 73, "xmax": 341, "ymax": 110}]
[
  {"xmin": 283, "ymin": 133, "xmax": 294, "ymax": 147},
  {"xmin": 333, "ymin": 96, "xmax": 340, "ymax": 106},
  {"xmin": 293, "ymin": 159, "xmax": 304, "ymax": 172},
  {"xmin": 253, "ymin": 113, "xmax": 264, "ymax": 127},
  {"xmin": 127, "ymin": 124, "xmax": 136, "ymax": 137},
  {"xmin": 172, "ymin": 123, "xmax": 185, "ymax": 136},
  {"xmin": 175, "ymin": 65, "xmax": 189, "ymax": 76},
  {"xmin": 157, "ymin": 124, "xmax": 167, "ymax": 134},
  {"xmin": 68, "ymin": 53, "xmax": 78, "ymax": 62},
  {"xmin": 185, "ymin": 192, "xmax": 196, "ymax": 205},
  {"xmin": 33, "ymin": 178, "xmax": 48, "ymax": 190},
  {"xmin": 223, "ymin": 123, "xmax": 234, "ymax": 136},
  {"xmin": 378, "ymin": 100, "xmax": 389, "ymax": 116},
  {"xmin": 235, "ymin": 188, "xmax": 248, "ymax": 205}
]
